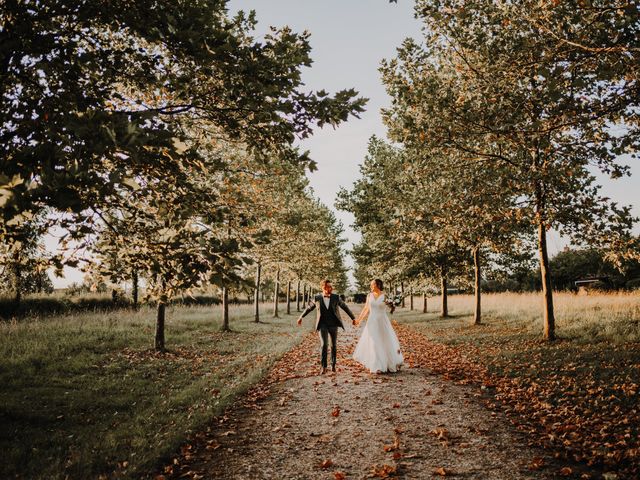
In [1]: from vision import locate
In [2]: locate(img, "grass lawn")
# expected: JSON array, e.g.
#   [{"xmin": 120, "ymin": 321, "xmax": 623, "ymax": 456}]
[
  {"xmin": 394, "ymin": 291, "xmax": 640, "ymax": 476},
  {"xmin": 0, "ymin": 303, "xmax": 308, "ymax": 479}
]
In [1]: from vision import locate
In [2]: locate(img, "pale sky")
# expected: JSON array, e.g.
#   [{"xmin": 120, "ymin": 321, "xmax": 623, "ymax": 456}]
[{"xmin": 48, "ymin": 0, "xmax": 638, "ymax": 287}]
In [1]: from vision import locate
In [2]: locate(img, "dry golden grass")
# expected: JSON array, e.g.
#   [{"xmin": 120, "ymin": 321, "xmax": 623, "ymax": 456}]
[{"xmin": 416, "ymin": 291, "xmax": 640, "ymax": 343}]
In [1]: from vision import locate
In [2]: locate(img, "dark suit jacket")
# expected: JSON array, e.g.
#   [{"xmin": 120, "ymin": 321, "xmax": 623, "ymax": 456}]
[{"xmin": 300, "ymin": 293, "xmax": 355, "ymax": 330}]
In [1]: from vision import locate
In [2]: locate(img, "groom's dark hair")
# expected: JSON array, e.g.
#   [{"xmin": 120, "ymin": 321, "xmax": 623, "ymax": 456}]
[
  {"xmin": 321, "ymin": 279, "xmax": 332, "ymax": 289},
  {"xmin": 374, "ymin": 278, "xmax": 384, "ymax": 290}
]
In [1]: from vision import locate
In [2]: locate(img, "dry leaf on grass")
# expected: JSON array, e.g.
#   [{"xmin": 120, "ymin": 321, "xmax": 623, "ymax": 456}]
[
  {"xmin": 334, "ymin": 471, "xmax": 347, "ymax": 480},
  {"xmin": 559, "ymin": 467, "xmax": 573, "ymax": 476},
  {"xmin": 331, "ymin": 405, "xmax": 341, "ymax": 417},
  {"xmin": 528, "ymin": 457, "xmax": 545, "ymax": 470}
]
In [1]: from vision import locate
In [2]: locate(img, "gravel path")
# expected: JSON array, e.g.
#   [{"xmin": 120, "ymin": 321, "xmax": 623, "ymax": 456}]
[{"xmin": 158, "ymin": 322, "xmax": 560, "ymax": 479}]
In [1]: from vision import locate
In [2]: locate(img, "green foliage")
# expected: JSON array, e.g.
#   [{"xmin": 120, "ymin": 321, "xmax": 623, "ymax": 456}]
[
  {"xmin": 549, "ymin": 247, "xmax": 640, "ymax": 291},
  {"xmin": 375, "ymin": 0, "xmax": 639, "ymax": 336},
  {"xmin": 1, "ymin": 0, "xmax": 364, "ymax": 318},
  {"xmin": 337, "ymin": 136, "xmax": 470, "ymax": 294},
  {"xmin": 0, "ymin": 215, "xmax": 51, "ymax": 302},
  {"xmin": 0, "ymin": 0, "xmax": 366, "ymax": 227}
]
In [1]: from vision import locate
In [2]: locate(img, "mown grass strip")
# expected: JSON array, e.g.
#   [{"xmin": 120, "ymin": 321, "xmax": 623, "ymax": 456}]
[{"xmin": 0, "ymin": 304, "xmax": 307, "ymax": 479}]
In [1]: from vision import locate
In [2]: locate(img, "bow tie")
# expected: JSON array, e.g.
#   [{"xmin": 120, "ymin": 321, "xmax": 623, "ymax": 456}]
[{"xmin": 323, "ymin": 295, "xmax": 331, "ymax": 298}]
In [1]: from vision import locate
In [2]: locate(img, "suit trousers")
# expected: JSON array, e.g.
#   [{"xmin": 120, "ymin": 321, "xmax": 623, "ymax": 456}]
[{"xmin": 318, "ymin": 327, "xmax": 338, "ymax": 368}]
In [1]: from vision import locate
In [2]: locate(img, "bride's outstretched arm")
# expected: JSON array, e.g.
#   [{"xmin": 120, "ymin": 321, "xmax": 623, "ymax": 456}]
[{"xmin": 354, "ymin": 296, "xmax": 370, "ymax": 326}]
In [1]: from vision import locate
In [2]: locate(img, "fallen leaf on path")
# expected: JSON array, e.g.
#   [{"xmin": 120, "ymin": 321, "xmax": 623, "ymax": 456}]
[
  {"xmin": 334, "ymin": 472, "xmax": 346, "ymax": 480},
  {"xmin": 433, "ymin": 466, "xmax": 451, "ymax": 476},
  {"xmin": 430, "ymin": 428, "xmax": 449, "ymax": 441},
  {"xmin": 370, "ymin": 464, "xmax": 397, "ymax": 478},
  {"xmin": 383, "ymin": 432, "xmax": 401, "ymax": 452},
  {"xmin": 559, "ymin": 467, "xmax": 573, "ymax": 476},
  {"xmin": 320, "ymin": 459, "xmax": 334, "ymax": 469},
  {"xmin": 331, "ymin": 405, "xmax": 341, "ymax": 417}
]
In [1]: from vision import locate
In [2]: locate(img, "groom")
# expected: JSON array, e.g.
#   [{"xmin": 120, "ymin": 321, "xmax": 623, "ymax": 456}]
[{"xmin": 297, "ymin": 279, "xmax": 356, "ymax": 374}]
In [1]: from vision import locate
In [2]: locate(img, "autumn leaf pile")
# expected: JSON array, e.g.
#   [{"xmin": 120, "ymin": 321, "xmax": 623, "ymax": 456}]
[{"xmin": 396, "ymin": 323, "xmax": 640, "ymax": 478}]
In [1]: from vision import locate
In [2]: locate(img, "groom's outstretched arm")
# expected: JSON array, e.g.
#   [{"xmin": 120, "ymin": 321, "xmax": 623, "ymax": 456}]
[
  {"xmin": 297, "ymin": 299, "xmax": 316, "ymax": 325},
  {"xmin": 338, "ymin": 298, "xmax": 356, "ymax": 320}
]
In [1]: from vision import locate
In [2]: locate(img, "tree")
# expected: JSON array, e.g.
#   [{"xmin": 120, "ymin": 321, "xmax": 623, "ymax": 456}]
[
  {"xmin": 381, "ymin": 0, "xmax": 638, "ymax": 339},
  {"xmin": 1, "ymin": 0, "xmax": 366, "ymax": 272},
  {"xmin": 338, "ymin": 137, "xmax": 469, "ymax": 318},
  {"xmin": 0, "ymin": 215, "xmax": 52, "ymax": 306}
]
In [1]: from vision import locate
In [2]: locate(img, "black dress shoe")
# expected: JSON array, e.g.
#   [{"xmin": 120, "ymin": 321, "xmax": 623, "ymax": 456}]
[
  {"xmin": 331, "ymin": 364, "xmax": 336, "ymax": 372},
  {"xmin": 320, "ymin": 367, "xmax": 327, "ymax": 375}
]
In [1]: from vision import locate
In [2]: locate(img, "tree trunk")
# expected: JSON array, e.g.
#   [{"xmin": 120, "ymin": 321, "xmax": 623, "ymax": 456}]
[
  {"xmin": 111, "ymin": 288, "xmax": 118, "ymax": 304},
  {"xmin": 538, "ymin": 220, "xmax": 556, "ymax": 340},
  {"xmin": 409, "ymin": 287, "xmax": 414, "ymax": 310},
  {"xmin": 155, "ymin": 296, "xmax": 166, "ymax": 352},
  {"xmin": 401, "ymin": 282, "xmax": 405, "ymax": 308},
  {"xmin": 286, "ymin": 280, "xmax": 291, "ymax": 315},
  {"xmin": 273, "ymin": 268, "xmax": 280, "ymax": 318},
  {"xmin": 36, "ymin": 270, "xmax": 43, "ymax": 294},
  {"xmin": 440, "ymin": 269, "xmax": 449, "ymax": 318},
  {"xmin": 473, "ymin": 246, "xmax": 482, "ymax": 325},
  {"xmin": 422, "ymin": 291, "xmax": 427, "ymax": 313},
  {"xmin": 254, "ymin": 263, "xmax": 261, "ymax": 323},
  {"xmin": 303, "ymin": 284, "xmax": 308, "ymax": 305},
  {"xmin": 13, "ymin": 261, "xmax": 21, "ymax": 307},
  {"xmin": 296, "ymin": 280, "xmax": 301, "ymax": 312},
  {"xmin": 221, "ymin": 286, "xmax": 230, "ymax": 332},
  {"xmin": 132, "ymin": 269, "xmax": 139, "ymax": 309}
]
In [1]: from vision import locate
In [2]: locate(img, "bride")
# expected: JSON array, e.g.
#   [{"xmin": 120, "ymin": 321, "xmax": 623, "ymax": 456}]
[{"xmin": 353, "ymin": 279, "xmax": 404, "ymax": 373}]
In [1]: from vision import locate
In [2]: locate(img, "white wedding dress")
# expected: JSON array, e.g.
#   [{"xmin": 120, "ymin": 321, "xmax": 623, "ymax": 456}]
[{"xmin": 353, "ymin": 293, "xmax": 404, "ymax": 373}]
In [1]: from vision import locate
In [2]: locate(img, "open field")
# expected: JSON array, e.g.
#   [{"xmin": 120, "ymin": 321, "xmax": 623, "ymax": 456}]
[
  {"xmin": 0, "ymin": 303, "xmax": 306, "ymax": 479},
  {"xmin": 412, "ymin": 291, "xmax": 640, "ymax": 343},
  {"xmin": 395, "ymin": 291, "xmax": 640, "ymax": 477},
  {"xmin": 2, "ymin": 292, "xmax": 638, "ymax": 478}
]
